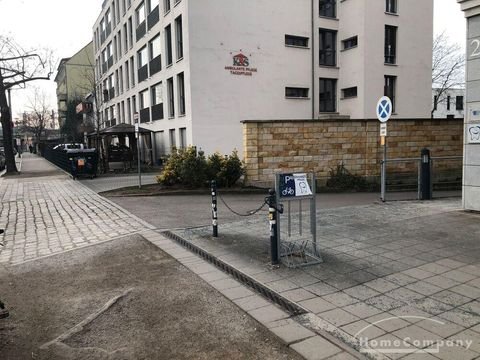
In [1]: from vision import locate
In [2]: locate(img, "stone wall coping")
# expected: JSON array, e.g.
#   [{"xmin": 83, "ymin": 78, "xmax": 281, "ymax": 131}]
[{"xmin": 241, "ymin": 118, "xmax": 464, "ymax": 124}]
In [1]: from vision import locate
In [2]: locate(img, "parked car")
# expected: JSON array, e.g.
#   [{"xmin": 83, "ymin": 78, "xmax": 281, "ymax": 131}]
[{"xmin": 53, "ymin": 143, "xmax": 87, "ymax": 151}]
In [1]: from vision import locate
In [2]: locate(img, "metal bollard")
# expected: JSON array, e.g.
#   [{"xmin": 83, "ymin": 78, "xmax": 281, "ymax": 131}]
[
  {"xmin": 420, "ymin": 148, "xmax": 432, "ymax": 200},
  {"xmin": 266, "ymin": 189, "xmax": 283, "ymax": 265},
  {"xmin": 211, "ymin": 180, "xmax": 218, "ymax": 237}
]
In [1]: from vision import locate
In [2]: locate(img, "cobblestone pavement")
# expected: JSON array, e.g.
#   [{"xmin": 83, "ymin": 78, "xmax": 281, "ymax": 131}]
[
  {"xmin": 174, "ymin": 199, "xmax": 480, "ymax": 359},
  {"xmin": 0, "ymin": 154, "xmax": 154, "ymax": 265}
]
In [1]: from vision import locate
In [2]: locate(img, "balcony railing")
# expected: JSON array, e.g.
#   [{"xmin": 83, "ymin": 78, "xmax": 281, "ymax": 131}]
[{"xmin": 147, "ymin": 6, "xmax": 159, "ymax": 30}]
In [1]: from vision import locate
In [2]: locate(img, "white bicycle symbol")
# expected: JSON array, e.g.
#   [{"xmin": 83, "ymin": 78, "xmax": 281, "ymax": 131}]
[{"xmin": 282, "ymin": 187, "xmax": 295, "ymax": 196}]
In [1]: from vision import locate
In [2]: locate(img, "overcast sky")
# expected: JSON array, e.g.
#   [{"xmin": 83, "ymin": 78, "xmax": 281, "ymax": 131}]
[{"xmin": 0, "ymin": 0, "xmax": 467, "ymax": 118}]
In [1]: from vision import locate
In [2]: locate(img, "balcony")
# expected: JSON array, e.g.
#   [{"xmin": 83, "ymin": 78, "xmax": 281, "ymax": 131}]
[
  {"xmin": 140, "ymin": 108, "xmax": 150, "ymax": 123},
  {"xmin": 151, "ymin": 103, "xmax": 164, "ymax": 121}
]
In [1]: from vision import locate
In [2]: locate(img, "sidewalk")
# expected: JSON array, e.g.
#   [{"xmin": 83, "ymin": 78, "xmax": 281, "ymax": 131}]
[{"xmin": 169, "ymin": 199, "xmax": 480, "ymax": 359}]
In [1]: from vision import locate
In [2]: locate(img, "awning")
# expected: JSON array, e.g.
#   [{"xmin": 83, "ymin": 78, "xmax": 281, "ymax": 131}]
[{"xmin": 88, "ymin": 123, "xmax": 153, "ymax": 136}]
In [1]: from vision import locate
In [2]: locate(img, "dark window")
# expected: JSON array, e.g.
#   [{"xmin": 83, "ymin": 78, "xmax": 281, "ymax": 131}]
[
  {"xmin": 319, "ymin": 78, "xmax": 337, "ymax": 112},
  {"xmin": 384, "ymin": 75, "xmax": 396, "ymax": 112},
  {"xmin": 342, "ymin": 87, "xmax": 357, "ymax": 98},
  {"xmin": 177, "ymin": 72, "xmax": 185, "ymax": 115},
  {"xmin": 342, "ymin": 36, "xmax": 358, "ymax": 50},
  {"xmin": 149, "ymin": 35, "xmax": 162, "ymax": 75},
  {"xmin": 319, "ymin": 29, "xmax": 337, "ymax": 66},
  {"xmin": 167, "ymin": 77, "xmax": 175, "ymax": 117},
  {"xmin": 147, "ymin": 1, "xmax": 159, "ymax": 30},
  {"xmin": 285, "ymin": 35, "xmax": 309, "ymax": 48},
  {"xmin": 433, "ymin": 95, "xmax": 438, "ymax": 111},
  {"xmin": 164, "ymin": 0, "xmax": 170, "ymax": 14},
  {"xmin": 386, "ymin": 0, "xmax": 397, "ymax": 14},
  {"xmin": 285, "ymin": 87, "xmax": 309, "ymax": 98},
  {"xmin": 175, "ymin": 15, "xmax": 183, "ymax": 60},
  {"xmin": 456, "ymin": 96, "xmax": 464, "ymax": 111},
  {"xmin": 319, "ymin": 0, "xmax": 336, "ymax": 18},
  {"xmin": 151, "ymin": 82, "xmax": 164, "ymax": 121},
  {"xmin": 385, "ymin": 25, "xmax": 397, "ymax": 64},
  {"xmin": 447, "ymin": 96, "xmax": 451, "ymax": 111},
  {"xmin": 165, "ymin": 24, "xmax": 172, "ymax": 66}
]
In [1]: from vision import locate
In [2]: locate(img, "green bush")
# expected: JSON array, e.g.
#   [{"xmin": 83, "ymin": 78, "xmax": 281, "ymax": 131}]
[{"xmin": 157, "ymin": 148, "xmax": 244, "ymax": 188}]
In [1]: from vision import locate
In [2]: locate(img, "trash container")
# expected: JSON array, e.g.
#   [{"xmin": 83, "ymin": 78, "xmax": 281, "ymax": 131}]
[{"xmin": 67, "ymin": 149, "xmax": 98, "ymax": 179}]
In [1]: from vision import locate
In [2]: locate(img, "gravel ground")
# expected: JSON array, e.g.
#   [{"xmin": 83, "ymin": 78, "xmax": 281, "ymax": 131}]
[{"xmin": 0, "ymin": 235, "xmax": 302, "ymax": 360}]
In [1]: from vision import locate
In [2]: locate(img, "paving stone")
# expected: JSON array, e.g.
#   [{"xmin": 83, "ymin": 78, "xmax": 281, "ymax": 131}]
[
  {"xmin": 299, "ymin": 297, "xmax": 337, "ymax": 314},
  {"xmin": 393, "ymin": 325, "xmax": 444, "ymax": 349},
  {"xmin": 423, "ymin": 275, "xmax": 461, "ymax": 290},
  {"xmin": 319, "ymin": 308, "xmax": 360, "ymax": 327},
  {"xmin": 340, "ymin": 319, "xmax": 385, "ymax": 339},
  {"xmin": 424, "ymin": 343, "xmax": 478, "ymax": 360},
  {"xmin": 220, "ymin": 286, "xmax": 255, "ymax": 300},
  {"xmin": 384, "ymin": 273, "xmax": 418, "ymax": 286},
  {"xmin": 434, "ymin": 259, "xmax": 466, "ymax": 269},
  {"xmin": 405, "ymin": 281, "xmax": 444, "ymax": 296},
  {"xmin": 442, "ymin": 270, "xmax": 477, "ymax": 283},
  {"xmin": 365, "ymin": 313, "xmax": 411, "ymax": 332},
  {"xmin": 417, "ymin": 263, "xmax": 452, "ymax": 275},
  {"xmin": 266, "ymin": 279, "xmax": 299, "ymax": 292},
  {"xmin": 364, "ymin": 294, "xmax": 407, "ymax": 312},
  {"xmin": 290, "ymin": 335, "xmax": 342, "ymax": 360},
  {"xmin": 281, "ymin": 288, "xmax": 316, "ymax": 302},
  {"xmin": 401, "ymin": 268, "xmax": 436, "ymax": 280},
  {"xmin": 364, "ymin": 278, "xmax": 400, "ymax": 293},
  {"xmin": 233, "ymin": 295, "xmax": 272, "ymax": 312},
  {"xmin": 416, "ymin": 318, "xmax": 466, "ymax": 339},
  {"xmin": 449, "ymin": 284, "xmax": 480, "ymax": 299},
  {"xmin": 430, "ymin": 290, "xmax": 473, "ymax": 307},
  {"xmin": 385, "ymin": 287, "xmax": 426, "ymax": 303},
  {"xmin": 248, "ymin": 305, "xmax": 290, "ymax": 324},
  {"xmin": 438, "ymin": 309, "xmax": 480, "ymax": 328},
  {"xmin": 304, "ymin": 281, "xmax": 338, "ymax": 296},
  {"xmin": 343, "ymin": 302, "xmax": 383, "ymax": 319},
  {"xmin": 269, "ymin": 321, "xmax": 315, "ymax": 345},
  {"xmin": 343, "ymin": 285, "xmax": 381, "ymax": 301}
]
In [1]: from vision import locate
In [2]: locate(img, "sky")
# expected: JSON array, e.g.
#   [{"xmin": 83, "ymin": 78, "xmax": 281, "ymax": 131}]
[{"xmin": 0, "ymin": 0, "xmax": 468, "ymax": 119}]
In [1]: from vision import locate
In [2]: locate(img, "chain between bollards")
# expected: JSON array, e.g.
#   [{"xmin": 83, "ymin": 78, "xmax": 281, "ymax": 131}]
[{"xmin": 211, "ymin": 180, "xmax": 218, "ymax": 237}]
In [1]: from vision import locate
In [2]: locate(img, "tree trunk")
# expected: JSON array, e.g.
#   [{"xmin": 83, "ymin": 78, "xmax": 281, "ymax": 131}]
[{"xmin": 0, "ymin": 82, "xmax": 18, "ymax": 174}]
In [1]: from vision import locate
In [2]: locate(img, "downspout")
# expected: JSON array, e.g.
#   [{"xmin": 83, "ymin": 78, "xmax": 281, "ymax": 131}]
[{"xmin": 311, "ymin": 0, "xmax": 315, "ymax": 119}]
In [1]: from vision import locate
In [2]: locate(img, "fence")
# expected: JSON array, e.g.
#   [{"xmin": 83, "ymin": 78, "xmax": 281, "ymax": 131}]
[{"xmin": 43, "ymin": 145, "xmax": 98, "ymax": 179}]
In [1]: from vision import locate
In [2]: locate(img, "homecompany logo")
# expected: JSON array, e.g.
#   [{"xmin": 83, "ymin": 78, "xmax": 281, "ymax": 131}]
[{"xmin": 355, "ymin": 316, "xmax": 473, "ymax": 355}]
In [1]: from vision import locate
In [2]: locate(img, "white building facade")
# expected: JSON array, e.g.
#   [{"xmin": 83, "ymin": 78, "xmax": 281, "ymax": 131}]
[
  {"xmin": 93, "ymin": 0, "xmax": 433, "ymax": 161},
  {"xmin": 432, "ymin": 88, "xmax": 465, "ymax": 119}
]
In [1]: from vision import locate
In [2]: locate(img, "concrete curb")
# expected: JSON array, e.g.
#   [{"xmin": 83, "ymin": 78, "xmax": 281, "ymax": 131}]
[{"xmin": 140, "ymin": 229, "xmax": 366, "ymax": 360}]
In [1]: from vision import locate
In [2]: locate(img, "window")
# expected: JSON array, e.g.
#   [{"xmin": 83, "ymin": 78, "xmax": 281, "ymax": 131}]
[
  {"xmin": 433, "ymin": 95, "xmax": 438, "ymax": 111},
  {"xmin": 456, "ymin": 96, "xmax": 464, "ymax": 111},
  {"xmin": 319, "ymin": 78, "xmax": 337, "ymax": 112},
  {"xmin": 119, "ymin": 65, "xmax": 124, "ymax": 94},
  {"xmin": 177, "ymin": 72, "xmax": 185, "ymax": 115},
  {"xmin": 319, "ymin": 0, "xmax": 336, "ymax": 18},
  {"xmin": 342, "ymin": 87, "xmax": 357, "ymax": 98},
  {"xmin": 169, "ymin": 129, "xmax": 176, "ymax": 149},
  {"xmin": 121, "ymin": 101, "xmax": 125, "ymax": 123},
  {"xmin": 139, "ymin": 88, "xmax": 150, "ymax": 123},
  {"xmin": 128, "ymin": 17, "xmax": 133, "ymax": 47},
  {"xmin": 385, "ymin": 25, "xmax": 397, "ymax": 64},
  {"xmin": 125, "ymin": 60, "xmax": 130, "ymax": 90},
  {"xmin": 384, "ymin": 75, "xmax": 396, "ymax": 112},
  {"xmin": 127, "ymin": 98, "xmax": 131, "ymax": 123},
  {"xmin": 167, "ymin": 77, "xmax": 175, "ymax": 117},
  {"xmin": 108, "ymin": 73, "xmax": 115, "ymax": 98},
  {"xmin": 447, "ymin": 96, "xmax": 451, "ymax": 111},
  {"xmin": 130, "ymin": 56, "xmax": 136, "ymax": 86},
  {"xmin": 149, "ymin": 35, "xmax": 162, "ymax": 75},
  {"xmin": 285, "ymin": 35, "xmax": 309, "ymax": 48},
  {"xmin": 319, "ymin": 29, "xmax": 337, "ymax": 66},
  {"xmin": 175, "ymin": 15, "xmax": 183, "ymax": 60},
  {"xmin": 386, "ymin": 0, "xmax": 397, "ymax": 14},
  {"xmin": 165, "ymin": 24, "xmax": 173, "ymax": 66},
  {"xmin": 122, "ymin": 0, "xmax": 126, "ymax": 14},
  {"xmin": 285, "ymin": 87, "xmax": 309, "ymax": 98},
  {"xmin": 151, "ymin": 82, "xmax": 164, "ymax": 120},
  {"xmin": 136, "ymin": 2, "xmax": 145, "ymax": 26},
  {"xmin": 342, "ymin": 36, "xmax": 358, "ymax": 50},
  {"xmin": 179, "ymin": 128, "xmax": 187, "ymax": 149},
  {"xmin": 137, "ymin": 46, "xmax": 148, "ymax": 82},
  {"xmin": 164, "ymin": 0, "xmax": 171, "ymax": 14},
  {"xmin": 123, "ymin": 24, "xmax": 128, "ymax": 53}
]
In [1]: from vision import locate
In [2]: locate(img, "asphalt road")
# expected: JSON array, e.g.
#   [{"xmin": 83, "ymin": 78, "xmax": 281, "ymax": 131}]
[{"xmin": 0, "ymin": 235, "xmax": 301, "ymax": 360}]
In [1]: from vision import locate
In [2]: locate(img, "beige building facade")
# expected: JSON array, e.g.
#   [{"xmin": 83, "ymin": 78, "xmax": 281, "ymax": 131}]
[{"xmin": 54, "ymin": 42, "xmax": 95, "ymax": 128}]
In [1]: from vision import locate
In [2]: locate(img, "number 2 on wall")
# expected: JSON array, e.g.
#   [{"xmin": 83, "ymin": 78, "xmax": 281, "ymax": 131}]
[{"xmin": 472, "ymin": 39, "xmax": 480, "ymax": 58}]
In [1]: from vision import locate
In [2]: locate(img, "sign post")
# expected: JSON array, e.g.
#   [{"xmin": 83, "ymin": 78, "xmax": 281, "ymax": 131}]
[
  {"xmin": 377, "ymin": 96, "xmax": 393, "ymax": 202},
  {"xmin": 134, "ymin": 112, "xmax": 141, "ymax": 189}
]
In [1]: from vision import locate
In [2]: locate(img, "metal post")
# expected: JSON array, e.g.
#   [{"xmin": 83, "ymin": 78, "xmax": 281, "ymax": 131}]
[
  {"xmin": 420, "ymin": 148, "xmax": 432, "ymax": 200},
  {"xmin": 211, "ymin": 180, "xmax": 218, "ymax": 237},
  {"xmin": 267, "ymin": 189, "xmax": 280, "ymax": 265},
  {"xmin": 310, "ymin": 173, "xmax": 317, "ymax": 250},
  {"xmin": 417, "ymin": 161, "xmax": 422, "ymax": 200},
  {"xmin": 380, "ymin": 137, "xmax": 387, "ymax": 202},
  {"xmin": 136, "ymin": 126, "xmax": 141, "ymax": 189}
]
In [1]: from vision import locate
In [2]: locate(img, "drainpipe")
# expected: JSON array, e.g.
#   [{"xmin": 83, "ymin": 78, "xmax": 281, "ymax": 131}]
[{"xmin": 311, "ymin": 0, "xmax": 315, "ymax": 119}]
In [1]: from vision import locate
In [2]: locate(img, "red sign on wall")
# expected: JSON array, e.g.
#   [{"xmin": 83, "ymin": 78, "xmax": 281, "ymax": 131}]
[{"xmin": 225, "ymin": 53, "xmax": 258, "ymax": 76}]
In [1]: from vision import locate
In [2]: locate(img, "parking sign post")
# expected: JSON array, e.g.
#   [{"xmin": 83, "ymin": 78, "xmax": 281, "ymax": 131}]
[
  {"xmin": 376, "ymin": 96, "xmax": 393, "ymax": 202},
  {"xmin": 134, "ymin": 112, "xmax": 141, "ymax": 189}
]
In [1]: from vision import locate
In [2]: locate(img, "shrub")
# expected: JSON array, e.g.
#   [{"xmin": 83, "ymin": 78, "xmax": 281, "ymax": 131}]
[{"xmin": 157, "ymin": 148, "xmax": 244, "ymax": 188}]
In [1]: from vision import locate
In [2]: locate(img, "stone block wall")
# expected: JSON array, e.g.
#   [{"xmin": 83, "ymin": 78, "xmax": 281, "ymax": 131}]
[{"xmin": 243, "ymin": 119, "xmax": 463, "ymax": 187}]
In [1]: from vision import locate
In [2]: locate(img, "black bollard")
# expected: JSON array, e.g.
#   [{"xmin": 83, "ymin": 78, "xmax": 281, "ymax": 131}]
[
  {"xmin": 267, "ymin": 189, "xmax": 281, "ymax": 265},
  {"xmin": 420, "ymin": 148, "xmax": 432, "ymax": 200},
  {"xmin": 211, "ymin": 180, "xmax": 218, "ymax": 237}
]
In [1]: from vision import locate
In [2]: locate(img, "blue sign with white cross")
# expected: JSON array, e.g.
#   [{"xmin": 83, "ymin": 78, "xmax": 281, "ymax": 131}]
[{"xmin": 376, "ymin": 96, "xmax": 393, "ymax": 123}]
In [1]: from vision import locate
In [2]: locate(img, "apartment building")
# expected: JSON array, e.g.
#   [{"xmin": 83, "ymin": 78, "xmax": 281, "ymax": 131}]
[
  {"xmin": 93, "ymin": 0, "xmax": 433, "ymax": 161},
  {"xmin": 432, "ymin": 88, "xmax": 465, "ymax": 119},
  {"xmin": 54, "ymin": 42, "xmax": 95, "ymax": 128}
]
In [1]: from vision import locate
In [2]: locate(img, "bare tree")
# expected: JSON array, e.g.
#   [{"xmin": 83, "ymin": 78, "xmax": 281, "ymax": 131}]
[
  {"xmin": 0, "ymin": 36, "xmax": 54, "ymax": 173},
  {"xmin": 432, "ymin": 32, "xmax": 465, "ymax": 118},
  {"xmin": 25, "ymin": 87, "xmax": 53, "ymax": 150}
]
